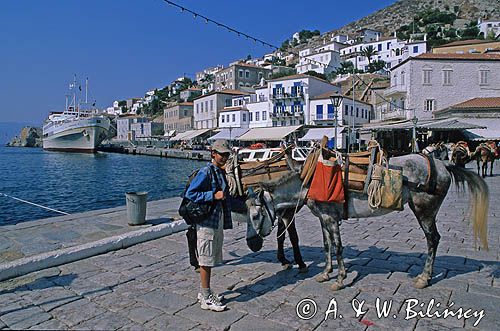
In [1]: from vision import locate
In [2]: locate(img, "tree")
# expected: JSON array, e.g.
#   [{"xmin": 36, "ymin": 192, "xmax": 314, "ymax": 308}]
[
  {"xmin": 280, "ymin": 39, "xmax": 290, "ymax": 51},
  {"xmin": 246, "ymin": 54, "xmax": 252, "ymax": 60},
  {"xmin": 361, "ymin": 45, "xmax": 377, "ymax": 65},
  {"xmin": 367, "ymin": 60, "xmax": 386, "ymax": 73},
  {"xmin": 335, "ymin": 61, "xmax": 359, "ymax": 75},
  {"xmin": 460, "ymin": 20, "xmax": 480, "ymax": 39},
  {"xmin": 304, "ymin": 70, "xmax": 327, "ymax": 80}
]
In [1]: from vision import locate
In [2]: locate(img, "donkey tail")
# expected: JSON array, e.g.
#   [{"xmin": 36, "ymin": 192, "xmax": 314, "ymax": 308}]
[{"xmin": 445, "ymin": 164, "xmax": 489, "ymax": 250}]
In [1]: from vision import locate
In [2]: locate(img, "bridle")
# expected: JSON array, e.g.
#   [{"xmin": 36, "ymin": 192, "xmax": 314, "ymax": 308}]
[{"xmin": 248, "ymin": 187, "xmax": 277, "ymax": 238}]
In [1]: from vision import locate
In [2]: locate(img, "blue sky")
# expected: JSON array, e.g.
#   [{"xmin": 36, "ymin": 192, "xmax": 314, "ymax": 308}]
[{"xmin": 0, "ymin": 0, "xmax": 396, "ymax": 124}]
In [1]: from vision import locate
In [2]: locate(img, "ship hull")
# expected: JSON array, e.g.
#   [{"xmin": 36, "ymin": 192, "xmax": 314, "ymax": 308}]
[{"xmin": 43, "ymin": 118, "xmax": 110, "ymax": 153}]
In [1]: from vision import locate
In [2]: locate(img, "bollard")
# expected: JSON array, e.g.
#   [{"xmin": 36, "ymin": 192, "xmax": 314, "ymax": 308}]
[{"xmin": 125, "ymin": 191, "xmax": 148, "ymax": 225}]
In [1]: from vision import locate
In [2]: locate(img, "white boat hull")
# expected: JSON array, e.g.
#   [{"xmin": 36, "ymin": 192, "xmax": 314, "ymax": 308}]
[{"xmin": 43, "ymin": 117, "xmax": 110, "ymax": 153}]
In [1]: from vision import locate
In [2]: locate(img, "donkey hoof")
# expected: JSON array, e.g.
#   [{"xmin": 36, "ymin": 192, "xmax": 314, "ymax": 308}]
[
  {"xmin": 414, "ymin": 277, "xmax": 429, "ymax": 289},
  {"xmin": 298, "ymin": 266, "xmax": 309, "ymax": 274},
  {"xmin": 282, "ymin": 263, "xmax": 292, "ymax": 270},
  {"xmin": 330, "ymin": 282, "xmax": 344, "ymax": 291},
  {"xmin": 315, "ymin": 273, "xmax": 329, "ymax": 283}
]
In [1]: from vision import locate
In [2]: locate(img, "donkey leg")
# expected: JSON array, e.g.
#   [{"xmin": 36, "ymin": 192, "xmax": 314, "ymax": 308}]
[
  {"xmin": 412, "ymin": 211, "xmax": 441, "ymax": 288},
  {"xmin": 490, "ymin": 160, "xmax": 494, "ymax": 177},
  {"xmin": 330, "ymin": 216, "xmax": 346, "ymax": 291},
  {"xmin": 276, "ymin": 220, "xmax": 291, "ymax": 269},
  {"xmin": 286, "ymin": 217, "xmax": 308, "ymax": 273},
  {"xmin": 315, "ymin": 216, "xmax": 333, "ymax": 282}
]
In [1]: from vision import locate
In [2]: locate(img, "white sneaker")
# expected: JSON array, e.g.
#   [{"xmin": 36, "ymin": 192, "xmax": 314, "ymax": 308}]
[
  {"xmin": 198, "ymin": 292, "xmax": 224, "ymax": 302},
  {"xmin": 200, "ymin": 294, "xmax": 226, "ymax": 312}
]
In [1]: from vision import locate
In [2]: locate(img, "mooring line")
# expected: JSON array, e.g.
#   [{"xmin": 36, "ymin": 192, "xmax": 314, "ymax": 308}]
[{"xmin": 0, "ymin": 192, "xmax": 70, "ymax": 215}]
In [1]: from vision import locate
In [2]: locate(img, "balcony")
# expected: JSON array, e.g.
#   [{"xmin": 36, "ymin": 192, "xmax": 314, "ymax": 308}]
[
  {"xmin": 271, "ymin": 92, "xmax": 305, "ymax": 101},
  {"xmin": 383, "ymin": 85, "xmax": 407, "ymax": 97},
  {"xmin": 271, "ymin": 110, "xmax": 304, "ymax": 118},
  {"xmin": 382, "ymin": 109, "xmax": 406, "ymax": 121}
]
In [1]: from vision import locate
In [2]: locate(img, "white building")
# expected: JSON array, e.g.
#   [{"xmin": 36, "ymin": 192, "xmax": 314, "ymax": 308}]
[
  {"xmin": 478, "ymin": 18, "xmax": 500, "ymax": 39},
  {"xmin": 340, "ymin": 36, "xmax": 427, "ymax": 71},
  {"xmin": 116, "ymin": 116, "xmax": 148, "ymax": 141},
  {"xmin": 296, "ymin": 49, "xmax": 341, "ymax": 75},
  {"xmin": 384, "ymin": 53, "xmax": 500, "ymax": 121},
  {"xmin": 247, "ymin": 86, "xmax": 271, "ymax": 128},
  {"xmin": 309, "ymin": 92, "xmax": 372, "ymax": 149},
  {"xmin": 218, "ymin": 94, "xmax": 252, "ymax": 129},
  {"xmin": 268, "ymin": 74, "xmax": 340, "ymax": 126},
  {"xmin": 193, "ymin": 90, "xmax": 248, "ymax": 129}
]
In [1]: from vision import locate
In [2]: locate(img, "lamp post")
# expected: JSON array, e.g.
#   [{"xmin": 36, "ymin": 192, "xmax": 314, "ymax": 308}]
[
  {"xmin": 411, "ymin": 115, "xmax": 418, "ymax": 153},
  {"xmin": 329, "ymin": 92, "xmax": 343, "ymax": 150}
]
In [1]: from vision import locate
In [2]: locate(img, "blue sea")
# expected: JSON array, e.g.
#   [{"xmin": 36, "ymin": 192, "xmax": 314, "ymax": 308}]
[{"xmin": 0, "ymin": 147, "xmax": 203, "ymax": 225}]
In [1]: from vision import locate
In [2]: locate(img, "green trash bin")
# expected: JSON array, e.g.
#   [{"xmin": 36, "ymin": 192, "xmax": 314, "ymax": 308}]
[{"xmin": 125, "ymin": 191, "xmax": 148, "ymax": 225}]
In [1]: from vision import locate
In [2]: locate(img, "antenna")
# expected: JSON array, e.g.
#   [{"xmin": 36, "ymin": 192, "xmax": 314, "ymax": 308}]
[{"xmin": 85, "ymin": 77, "xmax": 88, "ymax": 104}]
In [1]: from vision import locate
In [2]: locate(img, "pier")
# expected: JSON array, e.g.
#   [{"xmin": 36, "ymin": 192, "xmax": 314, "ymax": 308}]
[
  {"xmin": 0, "ymin": 165, "xmax": 499, "ymax": 330},
  {"xmin": 98, "ymin": 145, "xmax": 211, "ymax": 161}
]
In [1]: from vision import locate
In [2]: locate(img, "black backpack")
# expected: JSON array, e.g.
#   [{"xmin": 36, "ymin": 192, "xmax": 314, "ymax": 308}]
[{"xmin": 178, "ymin": 166, "xmax": 218, "ymax": 225}]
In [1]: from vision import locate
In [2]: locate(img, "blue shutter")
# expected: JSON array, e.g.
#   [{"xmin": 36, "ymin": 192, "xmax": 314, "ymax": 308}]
[
  {"xmin": 327, "ymin": 104, "xmax": 334, "ymax": 119},
  {"xmin": 316, "ymin": 105, "xmax": 323, "ymax": 119}
]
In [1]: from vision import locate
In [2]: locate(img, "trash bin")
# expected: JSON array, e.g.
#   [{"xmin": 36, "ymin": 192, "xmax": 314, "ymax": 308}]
[{"xmin": 125, "ymin": 191, "xmax": 148, "ymax": 225}]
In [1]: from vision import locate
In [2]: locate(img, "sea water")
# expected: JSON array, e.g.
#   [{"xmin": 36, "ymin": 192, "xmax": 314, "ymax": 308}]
[{"xmin": 0, "ymin": 147, "xmax": 203, "ymax": 225}]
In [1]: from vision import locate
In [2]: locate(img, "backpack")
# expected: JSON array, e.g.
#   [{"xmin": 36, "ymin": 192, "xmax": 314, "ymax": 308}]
[{"xmin": 178, "ymin": 166, "xmax": 218, "ymax": 225}]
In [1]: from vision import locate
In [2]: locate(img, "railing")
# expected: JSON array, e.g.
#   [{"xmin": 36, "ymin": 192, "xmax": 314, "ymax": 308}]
[
  {"xmin": 271, "ymin": 92, "xmax": 304, "ymax": 101},
  {"xmin": 383, "ymin": 85, "xmax": 407, "ymax": 96}
]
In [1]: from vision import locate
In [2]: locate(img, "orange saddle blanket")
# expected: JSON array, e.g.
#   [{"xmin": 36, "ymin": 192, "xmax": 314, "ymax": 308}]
[{"xmin": 307, "ymin": 155, "xmax": 344, "ymax": 203}]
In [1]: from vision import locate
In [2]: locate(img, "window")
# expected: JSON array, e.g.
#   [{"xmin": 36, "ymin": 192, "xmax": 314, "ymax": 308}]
[
  {"xmin": 242, "ymin": 113, "xmax": 247, "ymax": 121},
  {"xmin": 316, "ymin": 105, "xmax": 324, "ymax": 120},
  {"xmin": 205, "ymin": 101, "xmax": 208, "ymax": 112},
  {"xmin": 239, "ymin": 82, "xmax": 244, "ymax": 87},
  {"xmin": 443, "ymin": 69, "xmax": 452, "ymax": 85},
  {"xmin": 262, "ymin": 111, "xmax": 267, "ymax": 120},
  {"xmin": 356, "ymin": 108, "xmax": 359, "ymax": 117},
  {"xmin": 401, "ymin": 71, "xmax": 405, "ymax": 85},
  {"xmin": 216, "ymin": 76, "xmax": 220, "ymax": 83},
  {"xmin": 345, "ymin": 105, "xmax": 348, "ymax": 116},
  {"xmin": 232, "ymin": 114, "xmax": 236, "ymax": 122},
  {"xmin": 229, "ymin": 72, "xmax": 232, "ymax": 78},
  {"xmin": 423, "ymin": 69, "xmax": 432, "ymax": 85},
  {"xmin": 245, "ymin": 70, "xmax": 250, "ymax": 78},
  {"xmin": 255, "ymin": 112, "xmax": 260, "ymax": 121},
  {"xmin": 249, "ymin": 112, "xmax": 253, "ymax": 121},
  {"xmin": 221, "ymin": 115, "xmax": 225, "ymax": 123},
  {"xmin": 200, "ymin": 102, "xmax": 204, "ymax": 112},
  {"xmin": 350, "ymin": 106, "xmax": 353, "ymax": 116},
  {"xmin": 281, "ymin": 121, "xmax": 286, "ymax": 126},
  {"xmin": 327, "ymin": 104, "xmax": 334, "ymax": 119},
  {"xmin": 480, "ymin": 69, "xmax": 489, "ymax": 85},
  {"xmin": 413, "ymin": 46, "xmax": 418, "ymax": 53},
  {"xmin": 238, "ymin": 70, "xmax": 243, "ymax": 78},
  {"xmin": 196, "ymin": 104, "xmax": 199, "ymax": 113},
  {"xmin": 387, "ymin": 42, "xmax": 391, "ymax": 50},
  {"xmin": 424, "ymin": 99, "xmax": 435, "ymax": 112},
  {"xmin": 210, "ymin": 100, "xmax": 213, "ymax": 111}
]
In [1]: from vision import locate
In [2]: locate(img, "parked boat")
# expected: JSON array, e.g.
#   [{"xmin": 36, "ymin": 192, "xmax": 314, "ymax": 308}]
[
  {"xmin": 237, "ymin": 146, "xmax": 311, "ymax": 162},
  {"xmin": 42, "ymin": 76, "xmax": 110, "ymax": 153}
]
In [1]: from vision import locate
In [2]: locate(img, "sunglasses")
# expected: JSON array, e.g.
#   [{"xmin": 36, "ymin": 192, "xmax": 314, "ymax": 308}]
[{"xmin": 215, "ymin": 151, "xmax": 230, "ymax": 157}]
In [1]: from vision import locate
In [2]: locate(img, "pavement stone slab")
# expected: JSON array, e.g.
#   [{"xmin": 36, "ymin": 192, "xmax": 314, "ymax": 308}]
[
  {"xmin": 136, "ymin": 289, "xmax": 196, "ymax": 314},
  {"xmin": 49, "ymin": 298, "xmax": 108, "ymax": 327},
  {"xmin": 0, "ymin": 305, "xmax": 52, "ymax": 330},
  {"xmin": 230, "ymin": 314, "xmax": 292, "ymax": 331},
  {"xmin": 20, "ymin": 287, "xmax": 82, "ymax": 311},
  {"xmin": 76, "ymin": 311, "xmax": 131, "ymax": 330},
  {"xmin": 122, "ymin": 303, "xmax": 164, "ymax": 324},
  {"xmin": 175, "ymin": 303, "xmax": 247, "ymax": 331},
  {"xmin": 144, "ymin": 313, "xmax": 200, "ymax": 331},
  {"xmin": 28, "ymin": 318, "xmax": 68, "ymax": 330}
]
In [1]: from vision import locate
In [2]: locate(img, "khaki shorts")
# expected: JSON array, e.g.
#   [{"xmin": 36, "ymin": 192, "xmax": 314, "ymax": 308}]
[{"xmin": 196, "ymin": 217, "xmax": 224, "ymax": 267}]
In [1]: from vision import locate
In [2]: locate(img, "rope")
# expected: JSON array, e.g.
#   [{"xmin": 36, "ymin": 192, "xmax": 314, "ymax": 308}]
[
  {"xmin": 367, "ymin": 165, "xmax": 383, "ymax": 209},
  {"xmin": 0, "ymin": 192, "xmax": 70, "ymax": 215}
]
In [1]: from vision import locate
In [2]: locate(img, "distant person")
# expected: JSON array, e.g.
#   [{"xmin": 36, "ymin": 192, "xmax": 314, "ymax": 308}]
[{"xmin": 184, "ymin": 139, "xmax": 232, "ymax": 312}]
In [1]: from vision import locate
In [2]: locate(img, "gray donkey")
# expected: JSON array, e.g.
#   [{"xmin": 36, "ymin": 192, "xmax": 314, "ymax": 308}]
[{"xmin": 239, "ymin": 151, "xmax": 489, "ymax": 291}]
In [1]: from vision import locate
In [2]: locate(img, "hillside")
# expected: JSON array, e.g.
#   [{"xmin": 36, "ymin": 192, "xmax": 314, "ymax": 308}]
[{"xmin": 327, "ymin": 0, "xmax": 500, "ymax": 38}]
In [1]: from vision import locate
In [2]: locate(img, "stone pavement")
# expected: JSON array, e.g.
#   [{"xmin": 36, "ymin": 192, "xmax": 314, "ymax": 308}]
[
  {"xmin": 0, "ymin": 198, "xmax": 182, "ymax": 263},
  {"xmin": 0, "ymin": 164, "xmax": 499, "ymax": 330}
]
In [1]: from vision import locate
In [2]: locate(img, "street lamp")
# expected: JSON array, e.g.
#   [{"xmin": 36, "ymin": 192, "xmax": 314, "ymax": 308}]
[
  {"xmin": 411, "ymin": 115, "xmax": 418, "ymax": 153},
  {"xmin": 329, "ymin": 92, "xmax": 343, "ymax": 150}
]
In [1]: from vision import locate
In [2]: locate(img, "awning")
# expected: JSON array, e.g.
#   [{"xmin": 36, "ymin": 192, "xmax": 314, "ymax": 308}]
[
  {"xmin": 238, "ymin": 125, "xmax": 302, "ymax": 141},
  {"xmin": 208, "ymin": 128, "xmax": 250, "ymax": 141},
  {"xmin": 164, "ymin": 130, "xmax": 176, "ymax": 137},
  {"xmin": 170, "ymin": 129, "xmax": 211, "ymax": 141},
  {"xmin": 461, "ymin": 118, "xmax": 500, "ymax": 141},
  {"xmin": 360, "ymin": 117, "xmax": 486, "ymax": 132},
  {"xmin": 299, "ymin": 127, "xmax": 344, "ymax": 141}
]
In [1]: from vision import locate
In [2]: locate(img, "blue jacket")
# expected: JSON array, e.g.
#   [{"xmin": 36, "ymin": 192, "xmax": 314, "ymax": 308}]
[{"xmin": 185, "ymin": 163, "xmax": 233, "ymax": 229}]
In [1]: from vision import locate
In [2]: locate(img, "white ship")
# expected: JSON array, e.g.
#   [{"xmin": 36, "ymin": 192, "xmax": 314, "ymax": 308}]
[{"xmin": 43, "ymin": 76, "xmax": 110, "ymax": 153}]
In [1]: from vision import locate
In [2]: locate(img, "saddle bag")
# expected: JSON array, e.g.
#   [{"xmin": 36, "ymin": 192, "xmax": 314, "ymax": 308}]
[
  {"xmin": 307, "ymin": 154, "xmax": 345, "ymax": 203},
  {"xmin": 371, "ymin": 163, "xmax": 404, "ymax": 211}
]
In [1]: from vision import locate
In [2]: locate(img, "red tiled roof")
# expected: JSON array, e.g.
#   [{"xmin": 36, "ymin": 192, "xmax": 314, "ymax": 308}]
[
  {"xmin": 192, "ymin": 89, "xmax": 249, "ymax": 101},
  {"xmin": 310, "ymin": 90, "xmax": 372, "ymax": 105},
  {"xmin": 220, "ymin": 106, "xmax": 247, "ymax": 112},
  {"xmin": 415, "ymin": 53, "xmax": 500, "ymax": 60},
  {"xmin": 435, "ymin": 39, "xmax": 494, "ymax": 48},
  {"xmin": 267, "ymin": 73, "xmax": 333, "ymax": 85},
  {"xmin": 449, "ymin": 97, "xmax": 500, "ymax": 109},
  {"xmin": 178, "ymin": 102, "xmax": 194, "ymax": 106}
]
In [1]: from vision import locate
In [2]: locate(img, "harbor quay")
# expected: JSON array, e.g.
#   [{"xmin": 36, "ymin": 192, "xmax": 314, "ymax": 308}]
[{"xmin": 0, "ymin": 165, "xmax": 499, "ymax": 330}]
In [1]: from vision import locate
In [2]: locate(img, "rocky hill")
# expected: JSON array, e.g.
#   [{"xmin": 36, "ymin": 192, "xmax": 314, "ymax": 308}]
[
  {"xmin": 327, "ymin": 0, "xmax": 500, "ymax": 38},
  {"xmin": 6, "ymin": 126, "xmax": 42, "ymax": 148}
]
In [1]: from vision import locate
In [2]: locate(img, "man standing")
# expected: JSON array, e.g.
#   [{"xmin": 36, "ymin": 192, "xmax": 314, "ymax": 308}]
[{"xmin": 184, "ymin": 140, "xmax": 232, "ymax": 312}]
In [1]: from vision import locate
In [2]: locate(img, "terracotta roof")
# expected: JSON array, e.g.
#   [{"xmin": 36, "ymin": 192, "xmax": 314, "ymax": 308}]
[
  {"xmin": 449, "ymin": 97, "xmax": 500, "ymax": 109},
  {"xmin": 391, "ymin": 52, "xmax": 500, "ymax": 71},
  {"xmin": 310, "ymin": 90, "xmax": 372, "ymax": 105},
  {"xmin": 435, "ymin": 39, "xmax": 494, "ymax": 48},
  {"xmin": 192, "ymin": 89, "xmax": 249, "ymax": 101},
  {"xmin": 220, "ymin": 106, "xmax": 247, "ymax": 112},
  {"xmin": 178, "ymin": 102, "xmax": 194, "ymax": 106}
]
